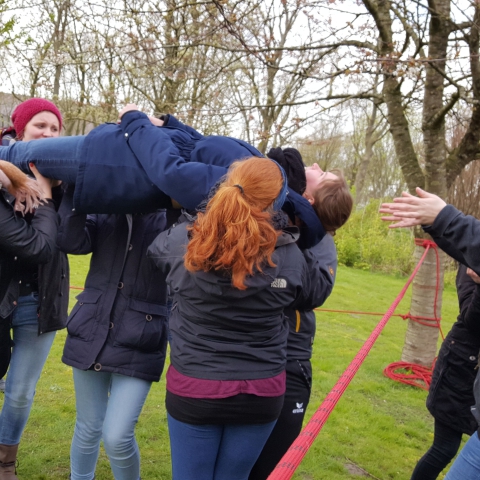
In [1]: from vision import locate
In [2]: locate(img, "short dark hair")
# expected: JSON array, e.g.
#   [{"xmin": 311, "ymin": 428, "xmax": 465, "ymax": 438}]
[{"xmin": 312, "ymin": 169, "xmax": 353, "ymax": 233}]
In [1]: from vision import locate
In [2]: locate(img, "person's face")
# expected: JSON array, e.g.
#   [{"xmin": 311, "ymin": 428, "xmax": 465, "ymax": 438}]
[
  {"xmin": 22, "ymin": 111, "xmax": 60, "ymax": 141},
  {"xmin": 304, "ymin": 163, "xmax": 338, "ymax": 202}
]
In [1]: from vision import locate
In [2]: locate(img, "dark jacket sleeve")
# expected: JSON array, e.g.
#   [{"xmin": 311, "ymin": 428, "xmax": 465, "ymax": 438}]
[
  {"xmin": 147, "ymin": 222, "xmax": 187, "ymax": 275},
  {"xmin": 455, "ymin": 265, "xmax": 480, "ymax": 338},
  {"xmin": 292, "ymin": 233, "xmax": 337, "ymax": 311},
  {"xmin": 423, "ymin": 205, "xmax": 480, "ymax": 273},
  {"xmin": 0, "ymin": 193, "xmax": 57, "ymax": 264},
  {"xmin": 120, "ymin": 111, "xmax": 229, "ymax": 210},
  {"xmin": 162, "ymin": 114, "xmax": 204, "ymax": 140},
  {"xmin": 57, "ymin": 185, "xmax": 97, "ymax": 254},
  {"xmin": 302, "ymin": 233, "xmax": 337, "ymax": 309}
]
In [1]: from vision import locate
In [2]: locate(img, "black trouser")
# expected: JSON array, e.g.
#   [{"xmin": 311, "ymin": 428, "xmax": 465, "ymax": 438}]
[
  {"xmin": 0, "ymin": 317, "xmax": 12, "ymax": 379},
  {"xmin": 411, "ymin": 419, "xmax": 464, "ymax": 480},
  {"xmin": 248, "ymin": 359, "xmax": 312, "ymax": 480}
]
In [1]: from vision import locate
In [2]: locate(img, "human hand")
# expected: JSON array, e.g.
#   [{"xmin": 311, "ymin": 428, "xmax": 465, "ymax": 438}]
[
  {"xmin": 28, "ymin": 163, "xmax": 52, "ymax": 199},
  {"xmin": 118, "ymin": 103, "xmax": 140, "ymax": 122},
  {"xmin": 148, "ymin": 116, "xmax": 164, "ymax": 127},
  {"xmin": 379, "ymin": 187, "xmax": 446, "ymax": 228},
  {"xmin": 467, "ymin": 268, "xmax": 480, "ymax": 284}
]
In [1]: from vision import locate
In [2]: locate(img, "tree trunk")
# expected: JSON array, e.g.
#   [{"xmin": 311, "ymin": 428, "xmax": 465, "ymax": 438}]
[{"xmin": 401, "ymin": 245, "xmax": 444, "ymax": 366}]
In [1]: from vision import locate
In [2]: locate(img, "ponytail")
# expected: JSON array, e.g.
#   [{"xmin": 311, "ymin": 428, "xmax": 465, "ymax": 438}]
[{"xmin": 184, "ymin": 157, "xmax": 284, "ymax": 290}]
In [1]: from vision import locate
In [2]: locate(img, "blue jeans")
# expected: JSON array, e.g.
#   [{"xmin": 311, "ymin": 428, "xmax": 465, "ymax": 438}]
[
  {"xmin": 167, "ymin": 413, "xmax": 276, "ymax": 480},
  {"xmin": 70, "ymin": 368, "xmax": 152, "ymax": 480},
  {"xmin": 0, "ymin": 293, "xmax": 56, "ymax": 444},
  {"xmin": 0, "ymin": 136, "xmax": 84, "ymax": 184},
  {"xmin": 444, "ymin": 433, "xmax": 480, "ymax": 480}
]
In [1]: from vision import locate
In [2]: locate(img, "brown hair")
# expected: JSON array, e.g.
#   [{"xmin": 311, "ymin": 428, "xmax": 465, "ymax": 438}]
[
  {"xmin": 312, "ymin": 169, "xmax": 353, "ymax": 233},
  {"xmin": 184, "ymin": 157, "xmax": 283, "ymax": 290}
]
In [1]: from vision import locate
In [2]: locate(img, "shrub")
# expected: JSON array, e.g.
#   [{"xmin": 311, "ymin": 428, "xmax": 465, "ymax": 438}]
[{"xmin": 335, "ymin": 199, "xmax": 415, "ymax": 275}]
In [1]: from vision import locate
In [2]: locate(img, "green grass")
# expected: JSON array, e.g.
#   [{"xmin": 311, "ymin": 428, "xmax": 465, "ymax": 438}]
[{"xmin": 2, "ymin": 259, "xmax": 460, "ymax": 479}]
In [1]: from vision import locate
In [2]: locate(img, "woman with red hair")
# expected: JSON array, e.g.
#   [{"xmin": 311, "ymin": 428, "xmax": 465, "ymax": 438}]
[{"xmin": 148, "ymin": 157, "xmax": 315, "ymax": 480}]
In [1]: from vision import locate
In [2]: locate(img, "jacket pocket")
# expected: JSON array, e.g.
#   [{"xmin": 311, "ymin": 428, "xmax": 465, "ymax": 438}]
[
  {"xmin": 66, "ymin": 289, "xmax": 103, "ymax": 340},
  {"xmin": 113, "ymin": 298, "xmax": 168, "ymax": 353}
]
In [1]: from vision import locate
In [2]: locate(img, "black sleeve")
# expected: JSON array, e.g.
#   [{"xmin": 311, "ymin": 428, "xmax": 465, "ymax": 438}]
[
  {"xmin": 456, "ymin": 265, "xmax": 480, "ymax": 337},
  {"xmin": 424, "ymin": 205, "xmax": 480, "ymax": 274},
  {"xmin": 57, "ymin": 184, "xmax": 97, "ymax": 254},
  {"xmin": 0, "ymin": 193, "xmax": 58, "ymax": 265}
]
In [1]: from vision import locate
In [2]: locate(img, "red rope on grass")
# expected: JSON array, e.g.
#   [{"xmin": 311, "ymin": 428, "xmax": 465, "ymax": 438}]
[
  {"xmin": 383, "ymin": 362, "xmax": 432, "ymax": 390},
  {"xmin": 267, "ymin": 242, "xmax": 433, "ymax": 480}
]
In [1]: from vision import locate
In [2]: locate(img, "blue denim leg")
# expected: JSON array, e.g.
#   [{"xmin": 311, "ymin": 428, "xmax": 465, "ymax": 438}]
[
  {"xmin": 0, "ymin": 135, "xmax": 84, "ymax": 184},
  {"xmin": 167, "ymin": 413, "xmax": 276, "ymax": 480},
  {"xmin": 214, "ymin": 422, "xmax": 277, "ymax": 480},
  {"xmin": 0, "ymin": 293, "xmax": 56, "ymax": 444},
  {"xmin": 444, "ymin": 433, "xmax": 480, "ymax": 480},
  {"xmin": 70, "ymin": 368, "xmax": 151, "ymax": 480}
]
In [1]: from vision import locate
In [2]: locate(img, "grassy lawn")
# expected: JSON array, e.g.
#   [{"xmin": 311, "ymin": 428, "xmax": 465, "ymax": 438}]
[{"xmin": 2, "ymin": 258, "xmax": 460, "ymax": 479}]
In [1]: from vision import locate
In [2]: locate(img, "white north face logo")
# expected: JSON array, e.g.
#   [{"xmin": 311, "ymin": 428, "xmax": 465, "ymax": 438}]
[
  {"xmin": 292, "ymin": 402, "xmax": 304, "ymax": 414},
  {"xmin": 271, "ymin": 278, "xmax": 287, "ymax": 288}
]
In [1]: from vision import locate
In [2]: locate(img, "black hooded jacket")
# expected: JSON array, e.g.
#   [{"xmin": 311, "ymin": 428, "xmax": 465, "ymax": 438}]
[{"xmin": 147, "ymin": 221, "xmax": 312, "ymax": 381}]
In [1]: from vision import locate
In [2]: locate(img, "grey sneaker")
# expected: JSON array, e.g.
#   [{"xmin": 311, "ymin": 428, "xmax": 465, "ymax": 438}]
[{"xmin": 0, "ymin": 378, "xmax": 5, "ymax": 392}]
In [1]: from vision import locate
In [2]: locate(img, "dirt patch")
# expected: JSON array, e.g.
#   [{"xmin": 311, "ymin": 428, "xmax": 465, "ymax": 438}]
[{"xmin": 344, "ymin": 461, "xmax": 380, "ymax": 478}]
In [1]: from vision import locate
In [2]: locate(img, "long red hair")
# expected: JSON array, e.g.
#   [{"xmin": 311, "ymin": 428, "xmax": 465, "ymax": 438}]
[{"xmin": 184, "ymin": 157, "xmax": 284, "ymax": 290}]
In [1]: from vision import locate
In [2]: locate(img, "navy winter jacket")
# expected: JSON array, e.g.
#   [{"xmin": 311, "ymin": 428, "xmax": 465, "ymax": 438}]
[
  {"xmin": 58, "ymin": 188, "xmax": 169, "ymax": 382},
  {"xmin": 147, "ymin": 222, "xmax": 311, "ymax": 381},
  {"xmin": 74, "ymin": 111, "xmax": 324, "ymax": 249}
]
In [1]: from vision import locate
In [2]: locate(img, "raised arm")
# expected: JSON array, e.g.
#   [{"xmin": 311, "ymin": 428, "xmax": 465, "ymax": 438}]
[
  {"xmin": 380, "ymin": 187, "xmax": 480, "ymax": 273},
  {"xmin": 297, "ymin": 233, "xmax": 337, "ymax": 311},
  {"xmin": 57, "ymin": 184, "xmax": 97, "ymax": 254}
]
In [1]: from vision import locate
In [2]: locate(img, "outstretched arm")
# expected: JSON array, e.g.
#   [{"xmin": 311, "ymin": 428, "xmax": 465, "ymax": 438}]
[
  {"xmin": 379, "ymin": 187, "xmax": 447, "ymax": 228},
  {"xmin": 381, "ymin": 187, "xmax": 480, "ymax": 272}
]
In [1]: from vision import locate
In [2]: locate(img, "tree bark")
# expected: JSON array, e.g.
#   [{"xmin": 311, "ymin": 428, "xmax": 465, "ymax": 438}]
[{"xmin": 401, "ymin": 246, "xmax": 444, "ymax": 366}]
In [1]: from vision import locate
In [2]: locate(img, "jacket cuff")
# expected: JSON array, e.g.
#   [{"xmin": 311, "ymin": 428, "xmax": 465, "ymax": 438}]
[
  {"xmin": 161, "ymin": 114, "xmax": 172, "ymax": 126},
  {"xmin": 423, "ymin": 204, "xmax": 462, "ymax": 238},
  {"xmin": 120, "ymin": 110, "xmax": 152, "ymax": 135},
  {"xmin": 162, "ymin": 114, "xmax": 186, "ymax": 129}
]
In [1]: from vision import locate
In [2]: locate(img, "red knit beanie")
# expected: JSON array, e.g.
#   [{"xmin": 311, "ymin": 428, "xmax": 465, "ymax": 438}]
[{"xmin": 11, "ymin": 98, "xmax": 63, "ymax": 137}]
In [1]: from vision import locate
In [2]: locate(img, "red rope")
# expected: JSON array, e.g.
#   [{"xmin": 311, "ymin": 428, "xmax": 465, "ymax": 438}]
[
  {"xmin": 314, "ymin": 307, "xmax": 404, "ymax": 318},
  {"xmin": 383, "ymin": 362, "xmax": 432, "ymax": 390},
  {"xmin": 384, "ymin": 239, "xmax": 443, "ymax": 390},
  {"xmin": 267, "ymin": 242, "xmax": 433, "ymax": 480}
]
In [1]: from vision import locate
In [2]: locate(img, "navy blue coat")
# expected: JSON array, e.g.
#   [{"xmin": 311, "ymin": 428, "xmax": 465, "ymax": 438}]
[
  {"xmin": 58, "ymin": 187, "xmax": 169, "ymax": 382},
  {"xmin": 74, "ymin": 111, "xmax": 324, "ymax": 249}
]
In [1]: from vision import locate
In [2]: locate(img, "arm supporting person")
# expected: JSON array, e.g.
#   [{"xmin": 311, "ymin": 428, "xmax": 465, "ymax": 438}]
[
  {"xmin": 57, "ymin": 185, "xmax": 97, "ymax": 254},
  {"xmin": 297, "ymin": 232, "xmax": 337, "ymax": 311}
]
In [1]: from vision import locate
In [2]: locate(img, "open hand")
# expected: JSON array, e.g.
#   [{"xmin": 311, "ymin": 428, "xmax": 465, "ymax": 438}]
[
  {"xmin": 118, "ymin": 103, "xmax": 140, "ymax": 122},
  {"xmin": 379, "ymin": 187, "xmax": 446, "ymax": 228}
]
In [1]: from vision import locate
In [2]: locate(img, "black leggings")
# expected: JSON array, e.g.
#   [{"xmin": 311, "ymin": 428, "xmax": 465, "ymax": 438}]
[{"xmin": 411, "ymin": 419, "xmax": 464, "ymax": 480}]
